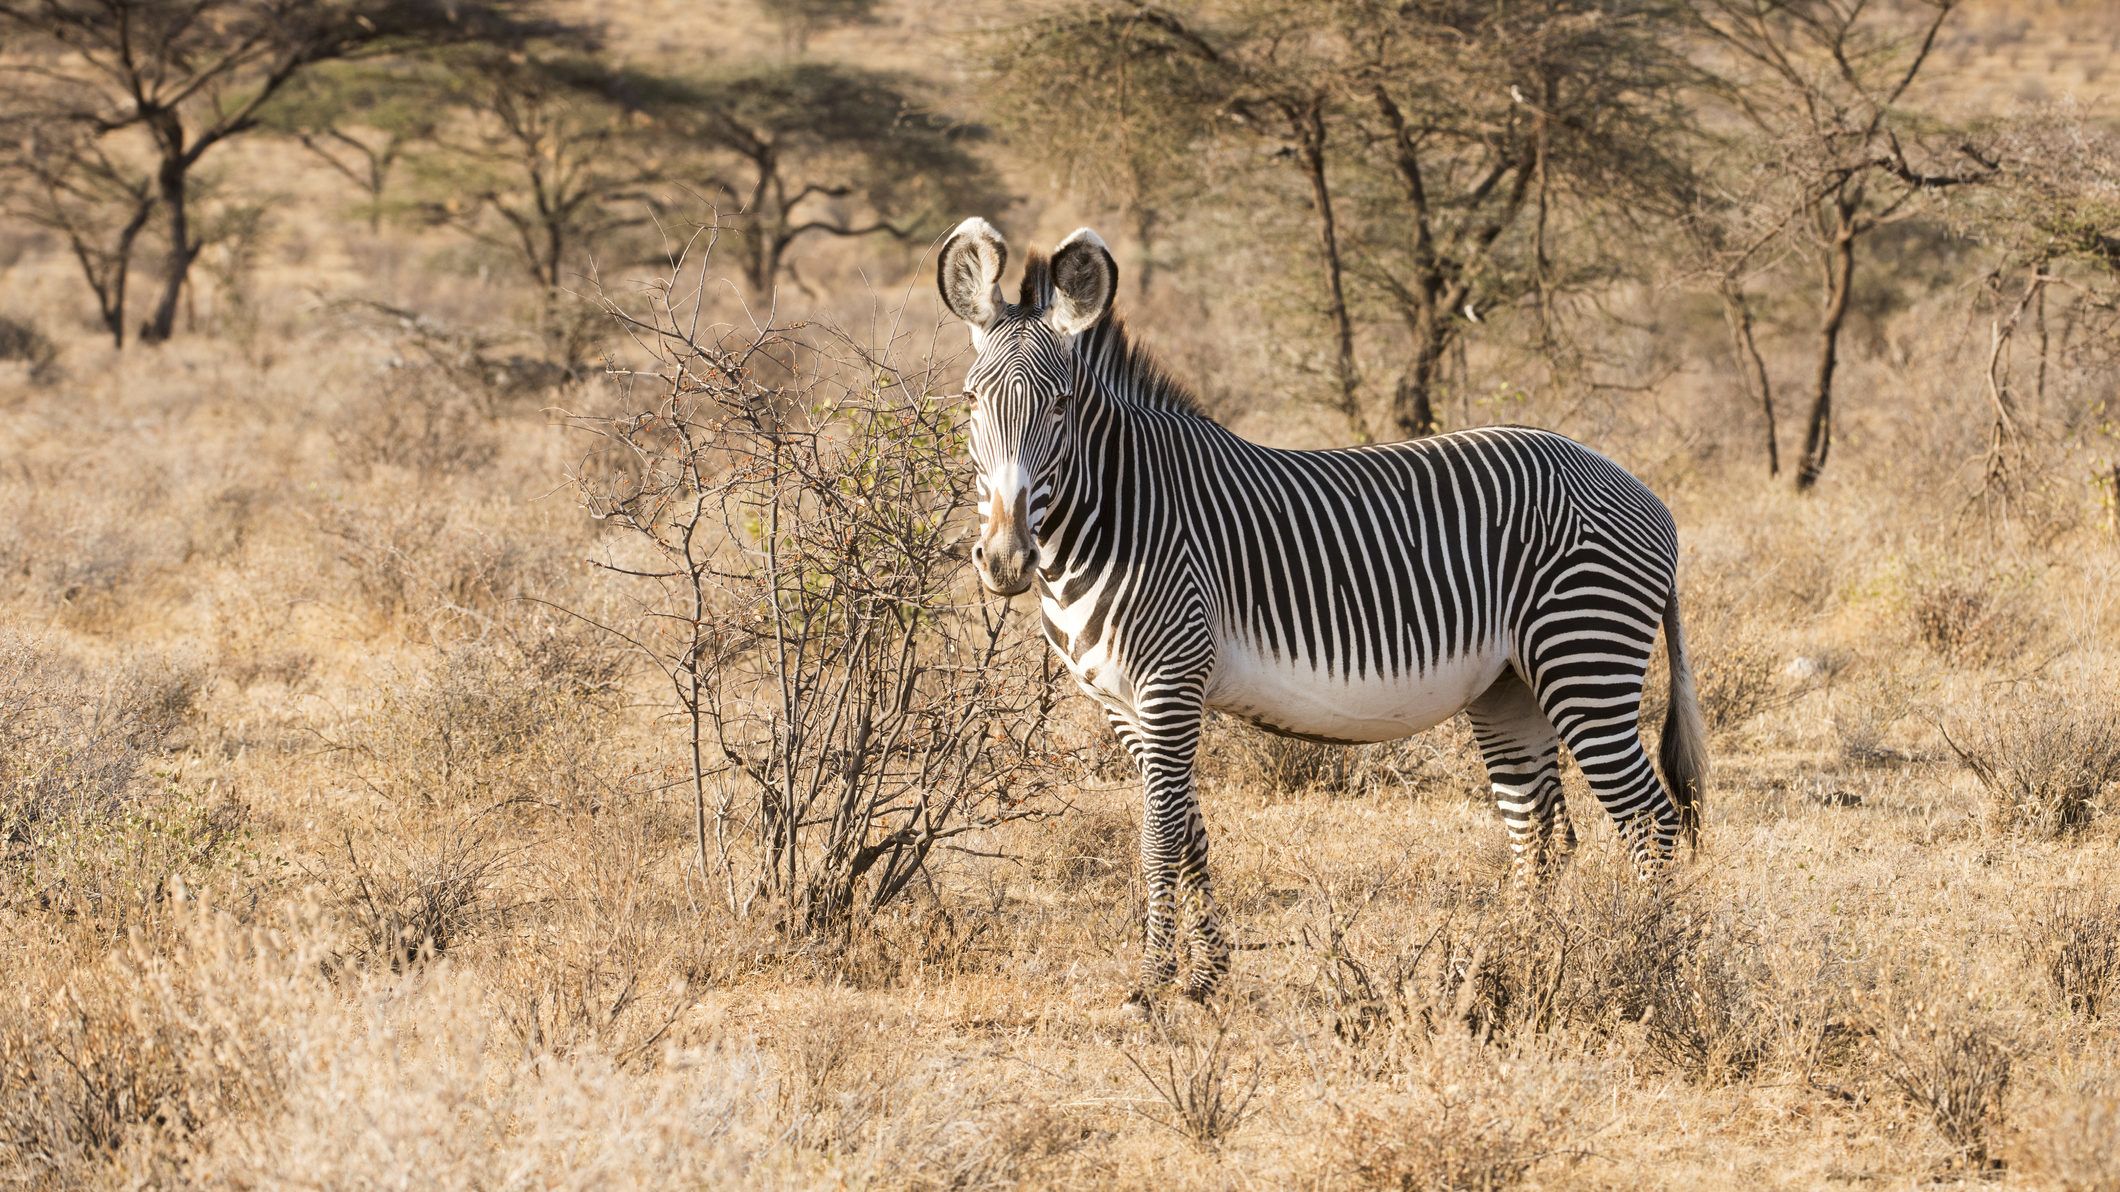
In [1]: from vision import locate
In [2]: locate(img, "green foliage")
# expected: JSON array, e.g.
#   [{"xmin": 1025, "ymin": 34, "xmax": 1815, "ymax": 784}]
[
  {"xmin": 675, "ymin": 61, "xmax": 1008, "ymax": 292},
  {"xmin": 753, "ymin": 0, "xmax": 883, "ymax": 52},
  {"xmin": 984, "ymin": 1, "xmax": 1696, "ymax": 434},
  {"xmin": 259, "ymin": 59, "xmax": 459, "ymax": 228}
]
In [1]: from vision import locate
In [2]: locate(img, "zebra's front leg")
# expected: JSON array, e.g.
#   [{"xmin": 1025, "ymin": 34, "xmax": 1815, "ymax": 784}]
[
  {"xmin": 1173, "ymin": 805, "xmax": 1231, "ymax": 1000},
  {"xmin": 1141, "ymin": 760, "xmax": 1230, "ymax": 1001},
  {"xmin": 1113, "ymin": 681, "xmax": 1227, "ymax": 1000}
]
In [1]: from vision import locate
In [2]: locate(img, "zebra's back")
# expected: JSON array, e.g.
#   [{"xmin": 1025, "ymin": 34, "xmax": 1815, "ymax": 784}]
[{"xmin": 1178, "ymin": 425, "xmax": 1678, "ymax": 742}]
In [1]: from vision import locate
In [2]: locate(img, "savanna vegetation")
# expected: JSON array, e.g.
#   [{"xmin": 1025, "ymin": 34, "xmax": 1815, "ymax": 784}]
[{"xmin": 2, "ymin": 0, "xmax": 2119, "ymax": 1186}]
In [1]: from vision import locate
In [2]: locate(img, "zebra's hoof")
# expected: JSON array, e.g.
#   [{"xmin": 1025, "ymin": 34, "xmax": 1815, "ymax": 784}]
[{"xmin": 1120, "ymin": 989, "xmax": 1154, "ymax": 1020}]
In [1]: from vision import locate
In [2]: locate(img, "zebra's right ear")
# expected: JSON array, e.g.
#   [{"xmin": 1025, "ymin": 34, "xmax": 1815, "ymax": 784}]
[{"xmin": 938, "ymin": 217, "xmax": 1007, "ymax": 334}]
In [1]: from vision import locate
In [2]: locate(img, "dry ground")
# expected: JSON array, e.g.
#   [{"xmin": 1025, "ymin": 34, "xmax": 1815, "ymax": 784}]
[{"xmin": 5, "ymin": 3, "xmax": 2120, "ymax": 1189}]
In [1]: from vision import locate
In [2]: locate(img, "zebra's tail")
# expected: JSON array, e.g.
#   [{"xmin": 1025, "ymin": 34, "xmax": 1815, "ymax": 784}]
[{"xmin": 1658, "ymin": 592, "xmax": 1708, "ymax": 850}]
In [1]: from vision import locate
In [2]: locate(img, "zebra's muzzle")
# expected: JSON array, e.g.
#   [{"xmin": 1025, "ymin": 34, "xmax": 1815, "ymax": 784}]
[{"xmin": 974, "ymin": 487, "xmax": 1037, "ymax": 596}]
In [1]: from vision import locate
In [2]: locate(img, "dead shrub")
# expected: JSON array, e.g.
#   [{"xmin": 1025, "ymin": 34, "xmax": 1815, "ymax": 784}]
[
  {"xmin": 0, "ymin": 635, "xmax": 238, "ymax": 925},
  {"xmin": 0, "ymin": 313, "xmax": 58, "ymax": 385},
  {"xmin": 572, "ymin": 281, "xmax": 1060, "ymax": 936},
  {"xmin": 768, "ymin": 991, "xmax": 898, "ymax": 1151},
  {"xmin": 0, "ymin": 969, "xmax": 199, "ymax": 1180},
  {"xmin": 315, "ymin": 498, "xmax": 560, "ymax": 625},
  {"xmin": 1226, "ymin": 730, "xmax": 1363, "ymax": 793},
  {"xmin": 1945, "ymin": 685, "xmax": 2120, "ymax": 838},
  {"xmin": 1416, "ymin": 874, "xmax": 1781, "ymax": 1082},
  {"xmin": 319, "ymin": 640, "xmax": 625, "ymax": 968},
  {"xmin": 1903, "ymin": 566, "xmax": 2038, "ymax": 666},
  {"xmin": 328, "ymin": 364, "xmax": 499, "ymax": 478},
  {"xmin": 1632, "ymin": 915, "xmax": 1779, "ymax": 1082},
  {"xmin": 1207, "ymin": 716, "xmax": 1477, "ymax": 798},
  {"xmin": 1865, "ymin": 989, "xmax": 2017, "ymax": 1172},
  {"xmin": 1329, "ymin": 1028, "xmax": 1598, "ymax": 1190},
  {"xmin": 1122, "ymin": 1013, "xmax": 1262, "ymax": 1149},
  {"xmin": 2019, "ymin": 1067, "xmax": 2120, "ymax": 1192},
  {"xmin": 2025, "ymin": 894, "xmax": 2120, "ymax": 1018},
  {"xmin": 1646, "ymin": 564, "xmax": 1810, "ymax": 736},
  {"xmin": 887, "ymin": 1097, "xmax": 1084, "ymax": 1191},
  {"xmin": 1832, "ymin": 678, "xmax": 1919, "ymax": 768},
  {"xmin": 336, "ymin": 829, "xmax": 511, "ymax": 970},
  {"xmin": 325, "ymin": 640, "xmax": 617, "ymax": 814},
  {"xmin": 0, "ymin": 906, "xmax": 331, "ymax": 1185},
  {"xmin": 1030, "ymin": 798, "xmax": 1132, "ymax": 893}
]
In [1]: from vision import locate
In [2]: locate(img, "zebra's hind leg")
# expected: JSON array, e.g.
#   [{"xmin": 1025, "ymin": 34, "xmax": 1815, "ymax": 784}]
[
  {"xmin": 1525, "ymin": 645, "xmax": 1681, "ymax": 877},
  {"xmin": 1466, "ymin": 670, "xmax": 1572, "ymax": 882}
]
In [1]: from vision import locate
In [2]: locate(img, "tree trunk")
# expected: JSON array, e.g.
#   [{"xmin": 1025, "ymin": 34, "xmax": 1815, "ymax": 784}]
[
  {"xmin": 140, "ymin": 151, "xmax": 200, "ymax": 344},
  {"xmin": 1393, "ymin": 299, "xmax": 1446, "ymax": 440},
  {"xmin": 1134, "ymin": 205, "xmax": 1158, "ymax": 299},
  {"xmin": 1795, "ymin": 204, "xmax": 1857, "ymax": 491},
  {"xmin": 79, "ymin": 202, "xmax": 151, "ymax": 348},
  {"xmin": 544, "ymin": 217, "xmax": 564, "ymax": 291},
  {"xmin": 1292, "ymin": 103, "xmax": 1364, "ymax": 442},
  {"xmin": 1719, "ymin": 280, "xmax": 1779, "ymax": 476}
]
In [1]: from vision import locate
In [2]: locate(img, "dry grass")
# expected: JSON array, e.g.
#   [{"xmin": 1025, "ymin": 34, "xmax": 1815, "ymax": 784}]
[{"xmin": 2, "ymin": 5, "xmax": 2119, "ymax": 1188}]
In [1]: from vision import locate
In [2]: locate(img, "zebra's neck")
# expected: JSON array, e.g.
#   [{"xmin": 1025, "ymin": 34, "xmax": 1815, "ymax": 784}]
[
  {"xmin": 1070, "ymin": 319, "xmax": 1217, "ymax": 422},
  {"xmin": 1033, "ymin": 323, "xmax": 1219, "ymax": 604}
]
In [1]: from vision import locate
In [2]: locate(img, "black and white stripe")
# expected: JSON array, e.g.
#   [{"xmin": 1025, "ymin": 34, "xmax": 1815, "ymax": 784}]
[{"xmin": 941, "ymin": 221, "xmax": 1707, "ymax": 1001}]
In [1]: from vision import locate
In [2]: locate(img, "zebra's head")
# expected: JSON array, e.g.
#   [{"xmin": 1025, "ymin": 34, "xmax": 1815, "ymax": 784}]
[{"xmin": 938, "ymin": 218, "xmax": 1118, "ymax": 596}]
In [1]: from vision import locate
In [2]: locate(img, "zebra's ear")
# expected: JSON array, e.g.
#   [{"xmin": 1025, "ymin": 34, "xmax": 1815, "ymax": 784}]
[
  {"xmin": 1045, "ymin": 228, "xmax": 1117, "ymax": 337},
  {"xmin": 938, "ymin": 217, "xmax": 1007, "ymax": 332}
]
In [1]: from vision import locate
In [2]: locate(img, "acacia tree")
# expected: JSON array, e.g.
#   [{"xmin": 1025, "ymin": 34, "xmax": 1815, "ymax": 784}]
[
  {"xmin": 410, "ymin": 49, "xmax": 666, "ymax": 295},
  {"xmin": 0, "ymin": 117, "xmax": 154, "ymax": 346},
  {"xmin": 0, "ymin": 0, "xmax": 550, "ymax": 346},
  {"xmin": 684, "ymin": 62, "xmax": 1006, "ymax": 298},
  {"xmin": 1954, "ymin": 106, "xmax": 2120, "ymax": 506},
  {"xmin": 1687, "ymin": 0, "xmax": 1996, "ymax": 489},
  {"xmin": 262, "ymin": 60, "xmax": 451, "ymax": 233},
  {"xmin": 988, "ymin": 0, "xmax": 1695, "ymax": 440},
  {"xmin": 751, "ymin": 0, "xmax": 880, "ymax": 55}
]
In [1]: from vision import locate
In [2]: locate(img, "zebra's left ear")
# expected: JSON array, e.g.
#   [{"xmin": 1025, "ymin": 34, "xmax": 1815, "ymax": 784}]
[{"xmin": 1045, "ymin": 228, "xmax": 1117, "ymax": 337}]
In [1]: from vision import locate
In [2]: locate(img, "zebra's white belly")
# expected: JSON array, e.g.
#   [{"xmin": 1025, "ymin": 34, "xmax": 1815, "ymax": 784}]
[{"xmin": 1204, "ymin": 637, "xmax": 1507, "ymax": 744}]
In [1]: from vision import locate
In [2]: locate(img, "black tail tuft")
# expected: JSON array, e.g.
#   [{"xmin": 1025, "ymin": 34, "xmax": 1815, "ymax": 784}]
[{"xmin": 1658, "ymin": 593, "xmax": 1708, "ymax": 849}]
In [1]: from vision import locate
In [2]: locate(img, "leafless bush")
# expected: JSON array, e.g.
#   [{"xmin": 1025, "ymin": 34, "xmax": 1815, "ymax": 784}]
[
  {"xmin": 1330, "ymin": 1028, "xmax": 1597, "ymax": 1190},
  {"xmin": 336, "ymin": 829, "xmax": 511, "ymax": 970},
  {"xmin": 1029, "ymin": 798, "xmax": 1131, "ymax": 893},
  {"xmin": 1946, "ymin": 685, "xmax": 2120, "ymax": 838},
  {"xmin": 2025, "ymin": 894, "xmax": 2120, "ymax": 1018},
  {"xmin": 329, "ymin": 363, "xmax": 499, "ymax": 478},
  {"xmin": 1633, "ymin": 917, "xmax": 1777, "ymax": 1082},
  {"xmin": 1645, "ymin": 575, "xmax": 1809, "ymax": 736},
  {"xmin": 316, "ymin": 637, "xmax": 628, "ymax": 967},
  {"xmin": 0, "ymin": 634, "xmax": 237, "ymax": 923},
  {"xmin": 1832, "ymin": 678, "xmax": 1918, "ymax": 768},
  {"xmin": 1122, "ymin": 1014, "xmax": 1261, "ymax": 1149},
  {"xmin": 0, "ymin": 906, "xmax": 323, "ymax": 1184},
  {"xmin": 571, "ymin": 257, "xmax": 1060, "ymax": 935},
  {"xmin": 0, "ymin": 313, "xmax": 57, "ymax": 384},
  {"xmin": 1405, "ymin": 875, "xmax": 1783, "ymax": 1083},
  {"xmin": 1228, "ymin": 731, "xmax": 1364, "ymax": 794},
  {"xmin": 768, "ymin": 991, "xmax": 898, "ymax": 1151},
  {"xmin": 1865, "ymin": 989, "xmax": 2017, "ymax": 1172},
  {"xmin": 1904, "ymin": 567, "xmax": 2039, "ymax": 666}
]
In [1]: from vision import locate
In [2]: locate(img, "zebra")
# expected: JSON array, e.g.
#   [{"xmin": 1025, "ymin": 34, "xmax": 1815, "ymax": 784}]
[{"xmin": 937, "ymin": 219, "xmax": 1706, "ymax": 1002}]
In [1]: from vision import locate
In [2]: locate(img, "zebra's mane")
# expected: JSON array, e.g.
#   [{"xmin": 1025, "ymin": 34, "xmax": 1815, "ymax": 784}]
[{"xmin": 1016, "ymin": 250, "xmax": 1213, "ymax": 422}]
